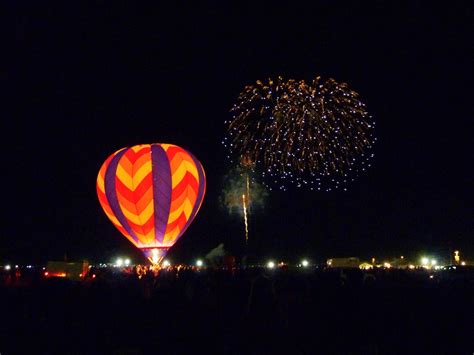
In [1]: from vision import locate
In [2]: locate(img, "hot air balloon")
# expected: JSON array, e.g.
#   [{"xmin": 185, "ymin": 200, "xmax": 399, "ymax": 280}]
[{"xmin": 96, "ymin": 143, "xmax": 206, "ymax": 265}]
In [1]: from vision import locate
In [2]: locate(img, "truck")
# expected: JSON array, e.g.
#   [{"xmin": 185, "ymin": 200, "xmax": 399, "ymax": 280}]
[
  {"xmin": 326, "ymin": 257, "xmax": 360, "ymax": 268},
  {"xmin": 45, "ymin": 261, "xmax": 89, "ymax": 281}
]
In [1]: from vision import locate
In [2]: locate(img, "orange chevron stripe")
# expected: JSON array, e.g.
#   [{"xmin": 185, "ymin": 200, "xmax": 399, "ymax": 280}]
[
  {"xmin": 165, "ymin": 212, "xmax": 188, "ymax": 238},
  {"xmin": 169, "ymin": 195, "xmax": 195, "ymax": 216},
  {"xmin": 165, "ymin": 145, "xmax": 183, "ymax": 162},
  {"xmin": 169, "ymin": 187, "xmax": 197, "ymax": 215},
  {"xmin": 163, "ymin": 227, "xmax": 180, "ymax": 245},
  {"xmin": 132, "ymin": 172, "xmax": 153, "ymax": 198},
  {"xmin": 169, "ymin": 153, "xmax": 196, "ymax": 175},
  {"xmin": 97, "ymin": 188, "xmax": 112, "ymax": 214},
  {"xmin": 115, "ymin": 194, "xmax": 147, "ymax": 238},
  {"xmin": 115, "ymin": 177, "xmax": 136, "ymax": 202},
  {"xmin": 129, "ymin": 144, "xmax": 150, "ymax": 158},
  {"xmin": 132, "ymin": 153, "xmax": 150, "ymax": 174},
  {"xmin": 119, "ymin": 155, "xmax": 133, "ymax": 175},
  {"xmin": 115, "ymin": 173, "xmax": 153, "ymax": 204},
  {"xmin": 118, "ymin": 146, "xmax": 150, "ymax": 178},
  {"xmin": 172, "ymin": 171, "xmax": 199, "ymax": 198},
  {"xmin": 119, "ymin": 152, "xmax": 149, "ymax": 177},
  {"xmin": 169, "ymin": 154, "xmax": 184, "ymax": 175},
  {"xmin": 97, "ymin": 183, "xmax": 136, "ymax": 245},
  {"xmin": 115, "ymin": 191, "xmax": 140, "ymax": 216},
  {"xmin": 114, "ymin": 147, "xmax": 155, "ymax": 242},
  {"xmin": 127, "ymin": 214, "xmax": 155, "ymax": 236},
  {"xmin": 168, "ymin": 197, "xmax": 194, "ymax": 224},
  {"xmin": 116, "ymin": 172, "xmax": 153, "ymax": 201},
  {"xmin": 135, "ymin": 186, "xmax": 154, "ymax": 215},
  {"xmin": 124, "ymin": 145, "xmax": 150, "ymax": 162}
]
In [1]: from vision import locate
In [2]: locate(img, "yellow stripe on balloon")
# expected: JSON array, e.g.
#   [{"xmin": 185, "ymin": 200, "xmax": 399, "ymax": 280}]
[
  {"xmin": 143, "ymin": 228, "xmax": 156, "ymax": 245},
  {"xmin": 104, "ymin": 209, "xmax": 121, "ymax": 227},
  {"xmin": 97, "ymin": 174, "xmax": 105, "ymax": 193},
  {"xmin": 171, "ymin": 161, "xmax": 199, "ymax": 188},
  {"xmin": 160, "ymin": 144, "xmax": 174, "ymax": 151},
  {"xmin": 121, "ymin": 201, "xmax": 154, "ymax": 225},
  {"xmin": 163, "ymin": 225, "xmax": 181, "ymax": 245},
  {"xmin": 132, "ymin": 160, "xmax": 152, "ymax": 184},
  {"xmin": 131, "ymin": 144, "xmax": 150, "ymax": 153},
  {"xmin": 168, "ymin": 198, "xmax": 194, "ymax": 224},
  {"xmin": 182, "ymin": 199, "xmax": 194, "ymax": 219},
  {"xmin": 167, "ymin": 203, "xmax": 186, "ymax": 223},
  {"xmin": 116, "ymin": 164, "xmax": 133, "ymax": 189}
]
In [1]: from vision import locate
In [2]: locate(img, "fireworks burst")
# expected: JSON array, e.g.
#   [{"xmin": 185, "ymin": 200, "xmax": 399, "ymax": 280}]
[{"xmin": 223, "ymin": 76, "xmax": 376, "ymax": 191}]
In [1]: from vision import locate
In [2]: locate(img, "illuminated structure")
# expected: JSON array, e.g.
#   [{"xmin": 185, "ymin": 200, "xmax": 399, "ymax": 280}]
[{"xmin": 97, "ymin": 143, "xmax": 206, "ymax": 265}]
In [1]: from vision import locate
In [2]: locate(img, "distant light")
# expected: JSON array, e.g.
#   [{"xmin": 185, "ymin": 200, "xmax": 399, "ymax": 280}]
[
  {"xmin": 27, "ymin": 265, "xmax": 32, "ymax": 269},
  {"xmin": 454, "ymin": 250, "xmax": 460, "ymax": 263},
  {"xmin": 79, "ymin": 274, "xmax": 83, "ymax": 277},
  {"xmin": 15, "ymin": 265, "xmax": 19, "ymax": 269},
  {"xmin": 408, "ymin": 264, "xmax": 415, "ymax": 269},
  {"xmin": 267, "ymin": 261, "xmax": 275, "ymax": 269},
  {"xmin": 196, "ymin": 259, "xmax": 203, "ymax": 267},
  {"xmin": 162, "ymin": 260, "xmax": 171, "ymax": 267},
  {"xmin": 359, "ymin": 263, "xmax": 373, "ymax": 270},
  {"xmin": 421, "ymin": 257, "xmax": 429, "ymax": 266},
  {"xmin": 400, "ymin": 256, "xmax": 404, "ymax": 259},
  {"xmin": 429, "ymin": 275, "xmax": 434, "ymax": 279},
  {"xmin": 116, "ymin": 258, "xmax": 123, "ymax": 267},
  {"xmin": 301, "ymin": 260, "xmax": 309, "ymax": 267},
  {"xmin": 5, "ymin": 265, "xmax": 11, "ymax": 270},
  {"xmin": 461, "ymin": 261, "xmax": 466, "ymax": 266},
  {"xmin": 431, "ymin": 259, "xmax": 437, "ymax": 266},
  {"xmin": 383, "ymin": 262, "xmax": 391, "ymax": 269},
  {"xmin": 124, "ymin": 258, "xmax": 131, "ymax": 266},
  {"xmin": 44, "ymin": 272, "xmax": 49, "ymax": 276},
  {"xmin": 92, "ymin": 274, "xmax": 96, "ymax": 279}
]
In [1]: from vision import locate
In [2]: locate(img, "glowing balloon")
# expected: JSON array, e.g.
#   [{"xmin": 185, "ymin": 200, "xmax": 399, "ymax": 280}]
[{"xmin": 96, "ymin": 143, "xmax": 206, "ymax": 264}]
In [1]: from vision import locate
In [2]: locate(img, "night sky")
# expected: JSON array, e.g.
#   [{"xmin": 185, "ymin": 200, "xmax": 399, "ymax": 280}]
[{"xmin": 5, "ymin": 1, "xmax": 473, "ymax": 264}]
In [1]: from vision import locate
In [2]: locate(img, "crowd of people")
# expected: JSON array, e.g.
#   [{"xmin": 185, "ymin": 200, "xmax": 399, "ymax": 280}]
[{"xmin": 0, "ymin": 265, "xmax": 472, "ymax": 354}]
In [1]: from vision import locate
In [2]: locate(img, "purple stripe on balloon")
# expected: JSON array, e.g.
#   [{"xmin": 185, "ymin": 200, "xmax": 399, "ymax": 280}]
[
  {"xmin": 179, "ymin": 152, "xmax": 206, "ymax": 237},
  {"xmin": 104, "ymin": 148, "xmax": 139, "ymax": 244},
  {"xmin": 151, "ymin": 144, "xmax": 172, "ymax": 244}
]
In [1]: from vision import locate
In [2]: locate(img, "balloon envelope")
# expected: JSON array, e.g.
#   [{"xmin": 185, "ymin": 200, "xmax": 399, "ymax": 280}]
[{"xmin": 96, "ymin": 143, "xmax": 206, "ymax": 264}]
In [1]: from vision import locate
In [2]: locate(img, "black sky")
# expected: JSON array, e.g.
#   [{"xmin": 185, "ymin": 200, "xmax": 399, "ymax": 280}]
[{"xmin": 4, "ymin": 1, "xmax": 473, "ymax": 264}]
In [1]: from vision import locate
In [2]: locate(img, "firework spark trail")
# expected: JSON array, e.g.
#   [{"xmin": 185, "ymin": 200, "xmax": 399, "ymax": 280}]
[
  {"xmin": 242, "ymin": 193, "xmax": 249, "ymax": 244},
  {"xmin": 223, "ymin": 76, "xmax": 376, "ymax": 191},
  {"xmin": 221, "ymin": 166, "xmax": 267, "ymax": 244},
  {"xmin": 246, "ymin": 174, "xmax": 250, "ymax": 215}
]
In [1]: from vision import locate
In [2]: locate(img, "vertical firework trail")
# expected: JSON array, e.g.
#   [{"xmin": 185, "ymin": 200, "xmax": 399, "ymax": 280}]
[
  {"xmin": 220, "ymin": 165, "xmax": 267, "ymax": 246},
  {"xmin": 242, "ymin": 193, "xmax": 249, "ymax": 244}
]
